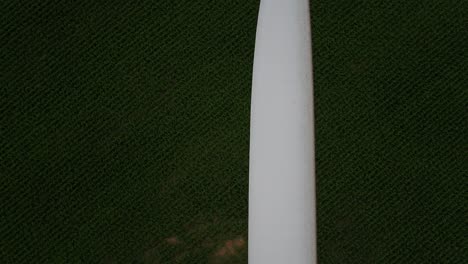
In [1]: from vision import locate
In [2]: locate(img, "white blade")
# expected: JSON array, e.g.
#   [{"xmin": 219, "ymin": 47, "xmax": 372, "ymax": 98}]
[{"xmin": 249, "ymin": 0, "xmax": 316, "ymax": 263}]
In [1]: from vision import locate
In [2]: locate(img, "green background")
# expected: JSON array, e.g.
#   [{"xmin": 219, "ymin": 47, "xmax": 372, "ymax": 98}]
[{"xmin": 1, "ymin": 0, "xmax": 465, "ymax": 263}]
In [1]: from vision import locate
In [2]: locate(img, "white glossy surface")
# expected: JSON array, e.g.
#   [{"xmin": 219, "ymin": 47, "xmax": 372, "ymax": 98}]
[{"xmin": 249, "ymin": 0, "xmax": 316, "ymax": 263}]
